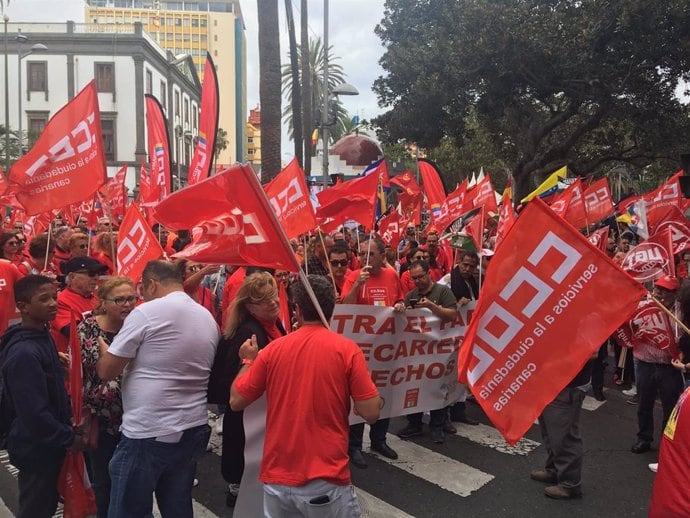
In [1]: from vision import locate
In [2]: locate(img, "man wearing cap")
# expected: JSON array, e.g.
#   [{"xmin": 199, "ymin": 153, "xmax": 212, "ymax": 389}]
[
  {"xmin": 630, "ymin": 276, "xmax": 685, "ymax": 454},
  {"xmin": 52, "ymin": 257, "xmax": 108, "ymax": 353}
]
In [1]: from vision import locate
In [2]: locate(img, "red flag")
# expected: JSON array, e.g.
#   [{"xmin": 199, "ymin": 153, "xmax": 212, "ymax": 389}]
[
  {"xmin": 614, "ymin": 299, "xmax": 678, "ymax": 353},
  {"xmin": 0, "ymin": 168, "xmax": 8, "ymax": 197},
  {"xmin": 316, "ymin": 171, "xmax": 379, "ymax": 231},
  {"xmin": 378, "ymin": 211, "xmax": 405, "ymax": 248},
  {"xmin": 117, "ymin": 203, "xmax": 165, "ymax": 283},
  {"xmin": 264, "ymin": 158, "xmax": 317, "ymax": 239},
  {"xmin": 470, "ymin": 174, "xmax": 498, "ymax": 214},
  {"xmin": 188, "ymin": 54, "xmax": 219, "ymax": 185},
  {"xmin": 552, "ymin": 178, "xmax": 587, "ymax": 229},
  {"xmin": 654, "ymin": 218, "xmax": 690, "ymax": 256},
  {"xmin": 435, "ymin": 180, "xmax": 469, "ymax": 231},
  {"xmin": 495, "ymin": 186, "xmax": 516, "ymax": 250},
  {"xmin": 8, "ymin": 81, "xmax": 107, "ymax": 215},
  {"xmin": 102, "ymin": 164, "xmax": 128, "ymax": 221},
  {"xmin": 154, "ymin": 164, "xmax": 301, "ymax": 272},
  {"xmin": 620, "ymin": 171, "xmax": 683, "ymax": 213},
  {"xmin": 145, "ymin": 94, "xmax": 172, "ymax": 201},
  {"xmin": 583, "ymin": 178, "xmax": 614, "ymax": 224},
  {"xmin": 23, "ymin": 211, "xmax": 53, "ymax": 240},
  {"xmin": 465, "ymin": 207, "xmax": 485, "ymax": 251},
  {"xmin": 457, "ymin": 198, "xmax": 646, "ymax": 445},
  {"xmin": 390, "ymin": 170, "xmax": 423, "ymax": 224},
  {"xmin": 418, "ymin": 160, "xmax": 446, "ymax": 223},
  {"xmin": 586, "ymin": 226, "xmax": 609, "ymax": 253},
  {"xmin": 621, "ymin": 228, "xmax": 676, "ymax": 282},
  {"xmin": 138, "ymin": 162, "xmax": 151, "ymax": 203}
]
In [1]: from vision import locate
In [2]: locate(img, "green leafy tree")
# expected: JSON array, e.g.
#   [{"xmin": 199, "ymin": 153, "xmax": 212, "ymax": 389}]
[
  {"xmin": 373, "ymin": 0, "xmax": 690, "ymax": 200},
  {"xmin": 0, "ymin": 125, "xmax": 22, "ymax": 169},
  {"xmin": 214, "ymin": 127, "xmax": 229, "ymax": 163}
]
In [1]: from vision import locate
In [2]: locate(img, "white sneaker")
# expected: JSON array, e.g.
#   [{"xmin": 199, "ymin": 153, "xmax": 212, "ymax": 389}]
[
  {"xmin": 193, "ymin": 478, "xmax": 199, "ymax": 487},
  {"xmin": 648, "ymin": 463, "xmax": 658, "ymax": 473},
  {"xmin": 216, "ymin": 415, "xmax": 224, "ymax": 435},
  {"xmin": 622, "ymin": 386, "xmax": 637, "ymax": 397}
]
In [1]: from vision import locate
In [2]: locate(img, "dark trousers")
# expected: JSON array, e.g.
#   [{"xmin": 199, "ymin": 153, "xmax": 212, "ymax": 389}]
[
  {"xmin": 591, "ymin": 343, "xmax": 608, "ymax": 391},
  {"xmin": 538, "ymin": 387, "xmax": 585, "ymax": 490},
  {"xmin": 407, "ymin": 408, "xmax": 447, "ymax": 429},
  {"xmin": 636, "ymin": 360, "xmax": 684, "ymax": 443},
  {"xmin": 87, "ymin": 429, "xmax": 121, "ymax": 518},
  {"xmin": 349, "ymin": 419, "xmax": 390, "ymax": 451},
  {"xmin": 17, "ymin": 451, "xmax": 65, "ymax": 518}
]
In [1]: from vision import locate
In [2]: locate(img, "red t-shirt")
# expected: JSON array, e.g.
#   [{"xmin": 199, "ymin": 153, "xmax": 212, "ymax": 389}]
[
  {"xmin": 52, "ymin": 288, "xmax": 99, "ymax": 353},
  {"xmin": 234, "ymin": 325, "xmax": 378, "ymax": 486},
  {"xmin": 650, "ymin": 387, "xmax": 690, "ymax": 518},
  {"xmin": 0, "ymin": 260, "xmax": 22, "ymax": 334},
  {"xmin": 221, "ymin": 267, "xmax": 247, "ymax": 326},
  {"xmin": 342, "ymin": 267, "xmax": 405, "ymax": 307}
]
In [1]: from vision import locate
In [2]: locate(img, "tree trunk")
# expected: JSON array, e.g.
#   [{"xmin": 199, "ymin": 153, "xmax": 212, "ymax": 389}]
[
  {"xmin": 300, "ymin": 0, "xmax": 312, "ymax": 175},
  {"xmin": 257, "ymin": 0, "xmax": 281, "ymax": 181},
  {"xmin": 285, "ymin": 0, "xmax": 303, "ymax": 167}
]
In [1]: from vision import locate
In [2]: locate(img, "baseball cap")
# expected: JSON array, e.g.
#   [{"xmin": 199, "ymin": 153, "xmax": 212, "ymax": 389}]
[
  {"xmin": 654, "ymin": 276, "xmax": 680, "ymax": 291},
  {"xmin": 62, "ymin": 257, "xmax": 109, "ymax": 276}
]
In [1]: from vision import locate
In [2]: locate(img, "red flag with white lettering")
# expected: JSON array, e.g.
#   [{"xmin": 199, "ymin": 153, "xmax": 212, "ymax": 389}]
[
  {"xmin": 613, "ymin": 299, "xmax": 678, "ymax": 353},
  {"xmin": 621, "ymin": 228, "xmax": 675, "ymax": 282},
  {"xmin": 620, "ymin": 171, "xmax": 683, "ymax": 213},
  {"xmin": 117, "ymin": 203, "xmax": 165, "ymax": 283},
  {"xmin": 587, "ymin": 226, "xmax": 609, "ymax": 253},
  {"xmin": 495, "ymin": 185, "xmax": 516, "ymax": 250},
  {"xmin": 457, "ymin": 198, "xmax": 646, "ymax": 444},
  {"xmin": 471, "ymin": 174, "xmax": 498, "ymax": 214},
  {"xmin": 583, "ymin": 178, "xmax": 614, "ymax": 224},
  {"xmin": 102, "ymin": 164, "xmax": 128, "ymax": 221},
  {"xmin": 378, "ymin": 211, "xmax": 405, "ymax": 248},
  {"xmin": 264, "ymin": 158, "xmax": 317, "ymax": 239},
  {"xmin": 8, "ymin": 81, "xmax": 107, "ymax": 215},
  {"xmin": 153, "ymin": 164, "xmax": 301, "ymax": 272},
  {"xmin": 145, "ymin": 94, "xmax": 172, "ymax": 202},
  {"xmin": 138, "ymin": 162, "xmax": 151, "ymax": 203},
  {"xmin": 188, "ymin": 53, "xmax": 219, "ymax": 185}
]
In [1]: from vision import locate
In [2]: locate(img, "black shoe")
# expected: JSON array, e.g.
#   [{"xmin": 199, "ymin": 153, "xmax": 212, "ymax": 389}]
[
  {"xmin": 431, "ymin": 427, "xmax": 445, "ymax": 444},
  {"xmin": 371, "ymin": 441, "xmax": 398, "ymax": 460},
  {"xmin": 397, "ymin": 424, "xmax": 423, "ymax": 439},
  {"xmin": 456, "ymin": 414, "xmax": 479, "ymax": 425},
  {"xmin": 349, "ymin": 449, "xmax": 368, "ymax": 468},
  {"xmin": 593, "ymin": 389, "xmax": 606, "ymax": 401},
  {"xmin": 631, "ymin": 441, "xmax": 651, "ymax": 454},
  {"xmin": 443, "ymin": 421, "xmax": 457, "ymax": 434}
]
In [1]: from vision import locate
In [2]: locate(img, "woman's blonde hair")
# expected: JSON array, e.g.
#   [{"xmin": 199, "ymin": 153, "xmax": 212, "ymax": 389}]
[
  {"xmin": 95, "ymin": 276, "xmax": 135, "ymax": 314},
  {"xmin": 224, "ymin": 272, "xmax": 278, "ymax": 338},
  {"xmin": 94, "ymin": 231, "xmax": 118, "ymax": 256}
]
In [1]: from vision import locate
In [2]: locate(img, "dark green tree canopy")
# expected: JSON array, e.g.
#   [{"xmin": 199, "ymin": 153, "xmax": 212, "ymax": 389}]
[{"xmin": 373, "ymin": 0, "xmax": 690, "ymax": 199}]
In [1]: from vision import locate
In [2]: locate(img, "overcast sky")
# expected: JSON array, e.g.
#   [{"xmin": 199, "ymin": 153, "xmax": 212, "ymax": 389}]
[{"xmin": 4, "ymin": 0, "xmax": 388, "ymax": 156}]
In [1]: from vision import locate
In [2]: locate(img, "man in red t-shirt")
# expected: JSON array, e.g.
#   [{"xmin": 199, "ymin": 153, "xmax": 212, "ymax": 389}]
[
  {"xmin": 342, "ymin": 238, "xmax": 405, "ymax": 468},
  {"xmin": 231, "ymin": 275, "xmax": 380, "ymax": 515},
  {"xmin": 0, "ymin": 259, "xmax": 23, "ymax": 334},
  {"xmin": 650, "ymin": 387, "xmax": 690, "ymax": 517}
]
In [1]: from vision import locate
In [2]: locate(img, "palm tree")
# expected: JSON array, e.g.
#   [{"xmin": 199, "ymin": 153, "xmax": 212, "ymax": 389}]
[
  {"xmin": 281, "ymin": 38, "xmax": 349, "ymax": 146},
  {"xmin": 0, "ymin": 125, "xmax": 22, "ymax": 168},
  {"xmin": 257, "ymin": 0, "xmax": 281, "ymax": 181},
  {"xmin": 300, "ymin": 0, "xmax": 312, "ymax": 174},
  {"xmin": 284, "ymin": 0, "xmax": 303, "ymax": 167},
  {"xmin": 213, "ymin": 127, "xmax": 229, "ymax": 165}
]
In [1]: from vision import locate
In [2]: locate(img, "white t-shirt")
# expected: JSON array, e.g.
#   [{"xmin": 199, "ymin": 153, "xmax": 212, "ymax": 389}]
[{"xmin": 108, "ymin": 290, "xmax": 220, "ymax": 439}]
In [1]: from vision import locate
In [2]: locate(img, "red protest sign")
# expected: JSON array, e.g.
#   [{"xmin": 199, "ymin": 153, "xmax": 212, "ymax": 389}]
[{"xmin": 457, "ymin": 198, "xmax": 646, "ymax": 445}]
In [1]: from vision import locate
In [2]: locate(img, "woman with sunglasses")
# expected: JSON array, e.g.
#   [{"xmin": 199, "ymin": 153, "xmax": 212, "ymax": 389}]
[
  {"xmin": 208, "ymin": 272, "xmax": 286, "ymax": 507},
  {"xmin": 92, "ymin": 231, "xmax": 118, "ymax": 275},
  {"xmin": 78, "ymin": 276, "xmax": 137, "ymax": 518},
  {"xmin": 175, "ymin": 259, "xmax": 220, "ymax": 323},
  {"xmin": 0, "ymin": 232, "xmax": 22, "ymax": 263}
]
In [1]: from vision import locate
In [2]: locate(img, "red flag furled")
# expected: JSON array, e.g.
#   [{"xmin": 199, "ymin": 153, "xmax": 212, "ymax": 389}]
[
  {"xmin": 264, "ymin": 158, "xmax": 317, "ymax": 239},
  {"xmin": 457, "ymin": 198, "xmax": 646, "ymax": 444},
  {"xmin": 621, "ymin": 228, "xmax": 675, "ymax": 282},
  {"xmin": 495, "ymin": 183, "xmax": 516, "ymax": 250},
  {"xmin": 188, "ymin": 53, "xmax": 219, "ymax": 185},
  {"xmin": 587, "ymin": 226, "xmax": 609, "ymax": 253},
  {"xmin": 583, "ymin": 177, "xmax": 614, "ymax": 224},
  {"xmin": 8, "ymin": 81, "xmax": 107, "ymax": 215},
  {"xmin": 378, "ymin": 211, "xmax": 405, "ymax": 249},
  {"xmin": 418, "ymin": 160, "xmax": 447, "ymax": 223},
  {"xmin": 316, "ymin": 170, "xmax": 380, "ymax": 231},
  {"xmin": 145, "ymin": 94, "xmax": 172, "ymax": 201},
  {"xmin": 117, "ymin": 203, "xmax": 165, "ymax": 283},
  {"xmin": 154, "ymin": 164, "xmax": 301, "ymax": 272}
]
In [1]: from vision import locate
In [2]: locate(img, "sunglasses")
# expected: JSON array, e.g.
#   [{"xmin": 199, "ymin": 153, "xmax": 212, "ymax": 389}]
[
  {"xmin": 330, "ymin": 259, "xmax": 348, "ymax": 267},
  {"xmin": 105, "ymin": 296, "xmax": 138, "ymax": 306},
  {"xmin": 73, "ymin": 270, "xmax": 99, "ymax": 277}
]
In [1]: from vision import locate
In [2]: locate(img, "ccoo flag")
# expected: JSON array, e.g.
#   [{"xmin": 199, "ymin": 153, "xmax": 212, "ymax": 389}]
[
  {"xmin": 188, "ymin": 53, "xmax": 219, "ymax": 185},
  {"xmin": 145, "ymin": 94, "xmax": 172, "ymax": 202}
]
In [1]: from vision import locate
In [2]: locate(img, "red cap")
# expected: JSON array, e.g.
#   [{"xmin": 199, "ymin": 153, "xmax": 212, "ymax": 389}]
[{"xmin": 655, "ymin": 276, "xmax": 680, "ymax": 291}]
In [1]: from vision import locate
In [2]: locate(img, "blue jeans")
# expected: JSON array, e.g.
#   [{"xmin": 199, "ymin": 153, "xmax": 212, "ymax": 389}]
[
  {"xmin": 107, "ymin": 424, "xmax": 210, "ymax": 518},
  {"xmin": 264, "ymin": 479, "xmax": 361, "ymax": 518}
]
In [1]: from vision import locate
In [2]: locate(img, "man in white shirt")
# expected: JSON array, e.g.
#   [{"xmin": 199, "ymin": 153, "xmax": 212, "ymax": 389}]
[{"xmin": 98, "ymin": 260, "xmax": 219, "ymax": 517}]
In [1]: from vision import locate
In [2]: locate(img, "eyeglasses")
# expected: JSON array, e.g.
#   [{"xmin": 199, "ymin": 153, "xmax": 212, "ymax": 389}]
[
  {"xmin": 411, "ymin": 273, "xmax": 428, "ymax": 281},
  {"xmin": 105, "ymin": 296, "xmax": 138, "ymax": 306},
  {"xmin": 186, "ymin": 265, "xmax": 202, "ymax": 273},
  {"xmin": 275, "ymin": 272, "xmax": 289, "ymax": 278},
  {"xmin": 330, "ymin": 259, "xmax": 348, "ymax": 267},
  {"xmin": 73, "ymin": 270, "xmax": 99, "ymax": 277}
]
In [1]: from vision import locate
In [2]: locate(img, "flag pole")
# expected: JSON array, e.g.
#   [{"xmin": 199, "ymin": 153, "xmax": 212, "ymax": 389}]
[
  {"xmin": 43, "ymin": 223, "xmax": 52, "ymax": 272},
  {"xmin": 318, "ymin": 228, "xmax": 338, "ymax": 295},
  {"xmin": 651, "ymin": 295, "xmax": 690, "ymax": 337}
]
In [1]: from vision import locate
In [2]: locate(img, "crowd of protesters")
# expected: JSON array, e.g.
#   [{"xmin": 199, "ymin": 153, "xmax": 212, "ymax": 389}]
[{"xmin": 0, "ymin": 208, "xmax": 690, "ymax": 517}]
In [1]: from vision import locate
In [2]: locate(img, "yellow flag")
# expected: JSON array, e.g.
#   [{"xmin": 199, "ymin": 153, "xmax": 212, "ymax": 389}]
[{"xmin": 520, "ymin": 166, "xmax": 567, "ymax": 203}]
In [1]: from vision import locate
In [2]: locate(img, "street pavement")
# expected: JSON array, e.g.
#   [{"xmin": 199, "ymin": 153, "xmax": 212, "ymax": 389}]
[{"xmin": 0, "ymin": 371, "xmax": 662, "ymax": 517}]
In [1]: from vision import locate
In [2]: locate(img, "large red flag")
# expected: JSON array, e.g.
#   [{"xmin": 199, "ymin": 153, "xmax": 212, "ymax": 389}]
[
  {"xmin": 621, "ymin": 228, "xmax": 675, "ymax": 283},
  {"xmin": 457, "ymin": 198, "xmax": 646, "ymax": 444},
  {"xmin": 620, "ymin": 171, "xmax": 683, "ymax": 213},
  {"xmin": 145, "ymin": 94, "xmax": 172, "ymax": 201},
  {"xmin": 583, "ymin": 177, "xmax": 614, "ymax": 224},
  {"xmin": 8, "ymin": 81, "xmax": 107, "ymax": 215},
  {"xmin": 0, "ymin": 168, "xmax": 8, "ymax": 197},
  {"xmin": 471, "ymin": 174, "xmax": 498, "ymax": 214},
  {"xmin": 154, "ymin": 164, "xmax": 301, "ymax": 272},
  {"xmin": 316, "ymin": 171, "xmax": 379, "ymax": 231},
  {"xmin": 264, "ymin": 158, "xmax": 317, "ymax": 239},
  {"xmin": 418, "ymin": 160, "xmax": 446, "ymax": 223},
  {"xmin": 188, "ymin": 53, "xmax": 219, "ymax": 185},
  {"xmin": 117, "ymin": 203, "xmax": 165, "ymax": 283},
  {"xmin": 378, "ymin": 211, "xmax": 405, "ymax": 249},
  {"xmin": 390, "ymin": 170, "xmax": 423, "ymax": 224},
  {"xmin": 613, "ymin": 299, "xmax": 678, "ymax": 355}
]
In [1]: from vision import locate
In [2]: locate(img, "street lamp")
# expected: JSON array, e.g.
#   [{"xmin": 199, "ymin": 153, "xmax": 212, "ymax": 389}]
[
  {"xmin": 17, "ymin": 33, "xmax": 48, "ymax": 154},
  {"xmin": 3, "ymin": 14, "xmax": 9, "ymax": 173}
]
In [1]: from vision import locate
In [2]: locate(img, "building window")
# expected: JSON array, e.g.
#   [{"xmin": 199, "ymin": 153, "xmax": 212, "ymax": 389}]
[
  {"xmin": 27, "ymin": 61, "xmax": 47, "ymax": 92},
  {"xmin": 248, "ymin": 137, "xmax": 254, "ymax": 144},
  {"xmin": 200, "ymin": 34, "xmax": 207, "ymax": 43},
  {"xmin": 248, "ymin": 149, "xmax": 254, "ymax": 155},
  {"xmin": 192, "ymin": 18, "xmax": 199, "ymax": 27},
  {"xmin": 184, "ymin": 98, "xmax": 189, "ymax": 125},
  {"xmin": 100, "ymin": 117, "xmax": 116, "ymax": 162},
  {"xmin": 192, "ymin": 34, "xmax": 199, "ymax": 42},
  {"xmin": 183, "ymin": 18, "xmax": 190, "ymax": 27},
  {"xmin": 200, "ymin": 18, "xmax": 207, "ymax": 27},
  {"xmin": 174, "ymin": 90, "xmax": 180, "ymax": 119},
  {"xmin": 95, "ymin": 62, "xmax": 115, "ymax": 93},
  {"xmin": 26, "ymin": 111, "xmax": 49, "ymax": 146},
  {"xmin": 214, "ymin": 34, "xmax": 217, "ymax": 42},
  {"xmin": 145, "ymin": 69, "xmax": 153, "ymax": 95},
  {"xmin": 193, "ymin": 107, "xmax": 198, "ymax": 131},
  {"xmin": 160, "ymin": 81, "xmax": 167, "ymax": 111}
]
